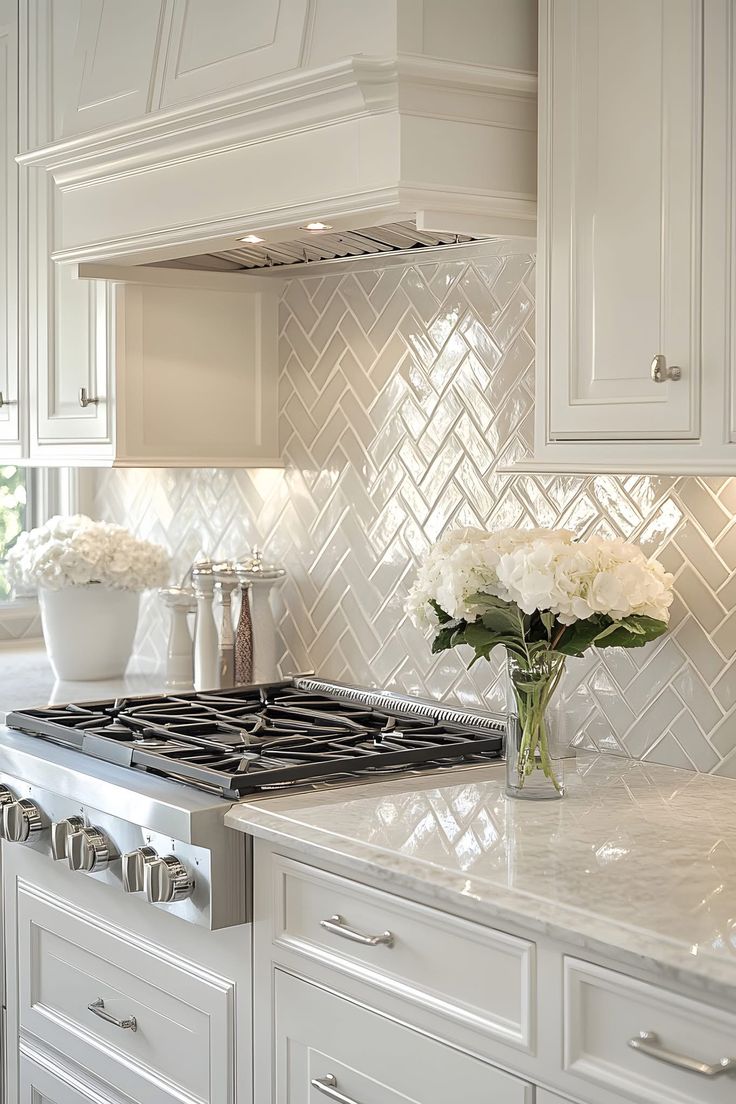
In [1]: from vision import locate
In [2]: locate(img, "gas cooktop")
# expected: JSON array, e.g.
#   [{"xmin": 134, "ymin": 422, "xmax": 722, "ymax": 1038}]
[{"xmin": 6, "ymin": 678, "xmax": 505, "ymax": 799}]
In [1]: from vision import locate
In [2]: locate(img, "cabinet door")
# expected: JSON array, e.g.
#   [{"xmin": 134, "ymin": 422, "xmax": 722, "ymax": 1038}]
[
  {"xmin": 540, "ymin": 0, "xmax": 702, "ymax": 442},
  {"xmin": 157, "ymin": 0, "xmax": 310, "ymax": 108},
  {"xmin": 536, "ymin": 1093, "xmax": 575, "ymax": 1104},
  {"xmin": 55, "ymin": 0, "xmax": 166, "ymax": 138},
  {"xmin": 19, "ymin": 1055, "xmax": 114, "ymax": 1104},
  {"xmin": 274, "ymin": 970, "xmax": 532, "ymax": 1104},
  {"xmin": 0, "ymin": 0, "xmax": 20, "ymax": 454},
  {"xmin": 23, "ymin": 3, "xmax": 113, "ymax": 460}
]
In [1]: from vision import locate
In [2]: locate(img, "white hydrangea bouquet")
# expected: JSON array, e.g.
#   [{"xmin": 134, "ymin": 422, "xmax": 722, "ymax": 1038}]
[
  {"xmin": 6, "ymin": 516, "xmax": 170, "ymax": 682},
  {"xmin": 7, "ymin": 515, "xmax": 170, "ymax": 592},
  {"xmin": 407, "ymin": 527, "xmax": 674, "ymax": 799}
]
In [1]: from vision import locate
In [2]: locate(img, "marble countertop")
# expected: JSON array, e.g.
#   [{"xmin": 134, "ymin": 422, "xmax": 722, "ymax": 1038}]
[
  {"xmin": 227, "ymin": 755, "xmax": 736, "ymax": 1001},
  {"xmin": 0, "ymin": 642, "xmax": 165, "ymax": 720}
]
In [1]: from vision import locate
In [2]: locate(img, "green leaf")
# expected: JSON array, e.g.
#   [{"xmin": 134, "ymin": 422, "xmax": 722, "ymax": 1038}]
[
  {"xmin": 430, "ymin": 619, "xmax": 465, "ymax": 653},
  {"xmin": 540, "ymin": 610, "xmax": 556, "ymax": 634},
  {"xmin": 594, "ymin": 615, "xmax": 668, "ymax": 650},
  {"xmin": 428, "ymin": 599, "xmax": 453, "ymax": 625},
  {"xmin": 554, "ymin": 615, "xmax": 610, "ymax": 656}
]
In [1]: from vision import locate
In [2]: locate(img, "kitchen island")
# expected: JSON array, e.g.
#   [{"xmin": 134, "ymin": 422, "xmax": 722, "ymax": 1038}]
[{"xmin": 229, "ymin": 755, "xmax": 736, "ymax": 1104}]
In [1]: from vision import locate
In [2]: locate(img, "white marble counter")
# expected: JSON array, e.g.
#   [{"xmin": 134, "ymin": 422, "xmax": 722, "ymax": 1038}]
[
  {"xmin": 227, "ymin": 755, "xmax": 736, "ymax": 1001},
  {"xmin": 0, "ymin": 642, "xmax": 165, "ymax": 720}
]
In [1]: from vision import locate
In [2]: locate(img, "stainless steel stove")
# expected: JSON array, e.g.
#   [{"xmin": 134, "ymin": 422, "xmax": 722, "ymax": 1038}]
[{"xmin": 0, "ymin": 680, "xmax": 505, "ymax": 929}]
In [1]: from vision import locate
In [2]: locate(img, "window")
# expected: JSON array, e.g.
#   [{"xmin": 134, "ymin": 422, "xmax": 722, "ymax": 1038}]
[
  {"xmin": 0, "ymin": 465, "xmax": 27, "ymax": 599},
  {"xmin": 0, "ymin": 469, "xmax": 82, "ymax": 607}
]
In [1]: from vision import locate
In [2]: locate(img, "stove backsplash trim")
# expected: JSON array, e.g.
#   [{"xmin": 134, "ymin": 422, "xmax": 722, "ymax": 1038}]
[{"xmin": 94, "ymin": 246, "xmax": 736, "ymax": 776}]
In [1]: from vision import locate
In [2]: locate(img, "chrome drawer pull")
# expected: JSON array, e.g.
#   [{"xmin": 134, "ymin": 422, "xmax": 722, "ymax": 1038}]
[
  {"xmin": 320, "ymin": 914, "xmax": 394, "ymax": 947},
  {"xmin": 628, "ymin": 1031, "xmax": 735, "ymax": 1077},
  {"xmin": 311, "ymin": 1074, "xmax": 361, "ymax": 1103},
  {"xmin": 88, "ymin": 997, "xmax": 137, "ymax": 1032}
]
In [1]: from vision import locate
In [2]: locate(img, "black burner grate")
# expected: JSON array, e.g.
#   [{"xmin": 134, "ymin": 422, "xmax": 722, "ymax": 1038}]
[{"xmin": 6, "ymin": 683, "xmax": 504, "ymax": 798}]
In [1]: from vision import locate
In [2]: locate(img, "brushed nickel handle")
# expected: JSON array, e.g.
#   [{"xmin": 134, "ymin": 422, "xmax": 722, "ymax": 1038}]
[
  {"xmin": 0, "ymin": 392, "xmax": 16, "ymax": 408},
  {"xmin": 78, "ymin": 387, "xmax": 99, "ymax": 408},
  {"xmin": 628, "ymin": 1031, "xmax": 736, "ymax": 1077},
  {"xmin": 320, "ymin": 914, "xmax": 394, "ymax": 947},
  {"xmin": 650, "ymin": 354, "xmax": 681, "ymax": 383},
  {"xmin": 88, "ymin": 997, "xmax": 137, "ymax": 1032},
  {"xmin": 311, "ymin": 1075, "xmax": 361, "ymax": 1103}
]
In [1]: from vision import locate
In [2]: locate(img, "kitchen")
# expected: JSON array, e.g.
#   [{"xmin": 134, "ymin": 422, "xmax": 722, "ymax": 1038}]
[{"xmin": 0, "ymin": 1, "xmax": 734, "ymax": 1103}]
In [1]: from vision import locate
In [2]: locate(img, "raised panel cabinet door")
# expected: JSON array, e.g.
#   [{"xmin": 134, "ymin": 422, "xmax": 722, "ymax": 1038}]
[
  {"xmin": 274, "ymin": 970, "xmax": 533, "ymax": 1104},
  {"xmin": 0, "ymin": 0, "xmax": 20, "ymax": 452},
  {"xmin": 23, "ymin": 5, "xmax": 113, "ymax": 459},
  {"xmin": 157, "ymin": 0, "xmax": 310, "ymax": 108},
  {"xmin": 541, "ymin": 0, "xmax": 702, "ymax": 441},
  {"xmin": 56, "ymin": 0, "xmax": 167, "ymax": 137},
  {"xmin": 19, "ymin": 1054, "xmax": 115, "ymax": 1104}
]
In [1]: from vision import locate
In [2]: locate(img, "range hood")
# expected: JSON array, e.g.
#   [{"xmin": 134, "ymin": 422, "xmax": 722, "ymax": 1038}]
[{"xmin": 20, "ymin": 29, "xmax": 536, "ymax": 274}]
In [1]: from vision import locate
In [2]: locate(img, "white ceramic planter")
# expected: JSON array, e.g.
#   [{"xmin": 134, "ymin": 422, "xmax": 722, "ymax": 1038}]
[{"xmin": 39, "ymin": 585, "xmax": 140, "ymax": 681}]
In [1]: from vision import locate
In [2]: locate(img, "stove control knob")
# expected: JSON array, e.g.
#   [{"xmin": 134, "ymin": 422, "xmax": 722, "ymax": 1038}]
[
  {"xmin": 67, "ymin": 826, "xmax": 115, "ymax": 872},
  {"xmin": 0, "ymin": 784, "xmax": 15, "ymax": 816},
  {"xmin": 145, "ymin": 854, "xmax": 195, "ymax": 904},
  {"xmin": 51, "ymin": 816, "xmax": 85, "ymax": 860},
  {"xmin": 2, "ymin": 799, "xmax": 43, "ymax": 843},
  {"xmin": 122, "ymin": 846, "xmax": 158, "ymax": 893}
]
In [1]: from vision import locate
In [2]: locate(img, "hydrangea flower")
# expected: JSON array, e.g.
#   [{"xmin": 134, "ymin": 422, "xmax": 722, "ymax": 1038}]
[{"xmin": 6, "ymin": 515, "xmax": 170, "ymax": 593}]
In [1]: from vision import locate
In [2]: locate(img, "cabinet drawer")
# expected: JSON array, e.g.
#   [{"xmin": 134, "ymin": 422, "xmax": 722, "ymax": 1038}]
[
  {"xmin": 18, "ymin": 880, "xmax": 235, "ymax": 1104},
  {"xmin": 274, "ymin": 969, "xmax": 533, "ymax": 1103},
  {"xmin": 564, "ymin": 957, "xmax": 736, "ymax": 1104},
  {"xmin": 270, "ymin": 854, "xmax": 534, "ymax": 1050}
]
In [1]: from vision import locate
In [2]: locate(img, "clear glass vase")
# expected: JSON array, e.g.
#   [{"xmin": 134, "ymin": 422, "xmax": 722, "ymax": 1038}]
[{"xmin": 505, "ymin": 650, "xmax": 567, "ymax": 800}]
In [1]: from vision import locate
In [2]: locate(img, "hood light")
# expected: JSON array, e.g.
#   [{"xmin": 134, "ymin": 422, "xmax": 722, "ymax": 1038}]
[
  {"xmin": 239, "ymin": 234, "xmax": 265, "ymax": 244},
  {"xmin": 301, "ymin": 221, "xmax": 332, "ymax": 232}
]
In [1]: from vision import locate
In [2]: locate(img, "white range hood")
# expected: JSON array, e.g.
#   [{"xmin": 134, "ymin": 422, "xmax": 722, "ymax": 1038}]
[{"xmin": 20, "ymin": 13, "xmax": 537, "ymax": 273}]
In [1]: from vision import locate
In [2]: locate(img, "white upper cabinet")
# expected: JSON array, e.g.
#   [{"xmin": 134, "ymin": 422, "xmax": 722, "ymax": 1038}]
[
  {"xmin": 55, "ymin": 0, "xmax": 166, "ymax": 137},
  {"xmin": 530, "ymin": 0, "xmax": 736, "ymax": 474},
  {"xmin": 0, "ymin": 0, "xmax": 20, "ymax": 457},
  {"xmin": 545, "ymin": 0, "xmax": 701, "ymax": 441},
  {"xmin": 18, "ymin": 2, "xmax": 281, "ymax": 468},
  {"xmin": 157, "ymin": 0, "xmax": 312, "ymax": 108}
]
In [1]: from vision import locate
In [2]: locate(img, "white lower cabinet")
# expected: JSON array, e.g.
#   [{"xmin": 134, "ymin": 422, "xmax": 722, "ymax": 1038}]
[
  {"xmin": 4, "ymin": 843, "xmax": 249, "ymax": 1104},
  {"xmin": 19, "ymin": 1055, "xmax": 117, "ymax": 1104},
  {"xmin": 564, "ymin": 958, "xmax": 736, "ymax": 1104},
  {"xmin": 252, "ymin": 841, "xmax": 736, "ymax": 1104},
  {"xmin": 274, "ymin": 969, "xmax": 533, "ymax": 1104}
]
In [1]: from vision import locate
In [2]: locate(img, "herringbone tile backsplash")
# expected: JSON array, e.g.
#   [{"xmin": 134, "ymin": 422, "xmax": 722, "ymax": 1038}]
[{"xmin": 95, "ymin": 246, "xmax": 736, "ymax": 775}]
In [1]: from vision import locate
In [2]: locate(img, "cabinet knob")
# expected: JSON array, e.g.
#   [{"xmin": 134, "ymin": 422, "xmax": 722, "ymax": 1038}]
[
  {"xmin": 144, "ymin": 854, "xmax": 194, "ymax": 903},
  {"xmin": 2, "ymin": 799, "xmax": 43, "ymax": 843},
  {"xmin": 122, "ymin": 846, "xmax": 158, "ymax": 893},
  {"xmin": 51, "ymin": 816, "xmax": 86, "ymax": 860},
  {"xmin": 0, "ymin": 392, "xmax": 17, "ymax": 408},
  {"xmin": 650, "ymin": 354, "xmax": 682, "ymax": 383},
  {"xmin": 78, "ymin": 387, "xmax": 100, "ymax": 408},
  {"xmin": 67, "ymin": 825, "xmax": 114, "ymax": 872}
]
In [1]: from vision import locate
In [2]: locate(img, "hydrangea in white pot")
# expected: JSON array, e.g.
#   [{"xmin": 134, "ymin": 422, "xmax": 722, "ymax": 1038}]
[
  {"xmin": 407, "ymin": 527, "xmax": 675, "ymax": 799},
  {"xmin": 7, "ymin": 516, "xmax": 170, "ymax": 681}
]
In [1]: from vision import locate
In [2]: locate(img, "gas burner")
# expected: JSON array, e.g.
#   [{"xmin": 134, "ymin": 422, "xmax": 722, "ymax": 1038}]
[{"xmin": 6, "ymin": 679, "xmax": 504, "ymax": 799}]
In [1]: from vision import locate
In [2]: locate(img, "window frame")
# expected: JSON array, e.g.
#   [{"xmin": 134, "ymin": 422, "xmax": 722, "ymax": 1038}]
[{"xmin": 0, "ymin": 468, "xmax": 91, "ymax": 636}]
